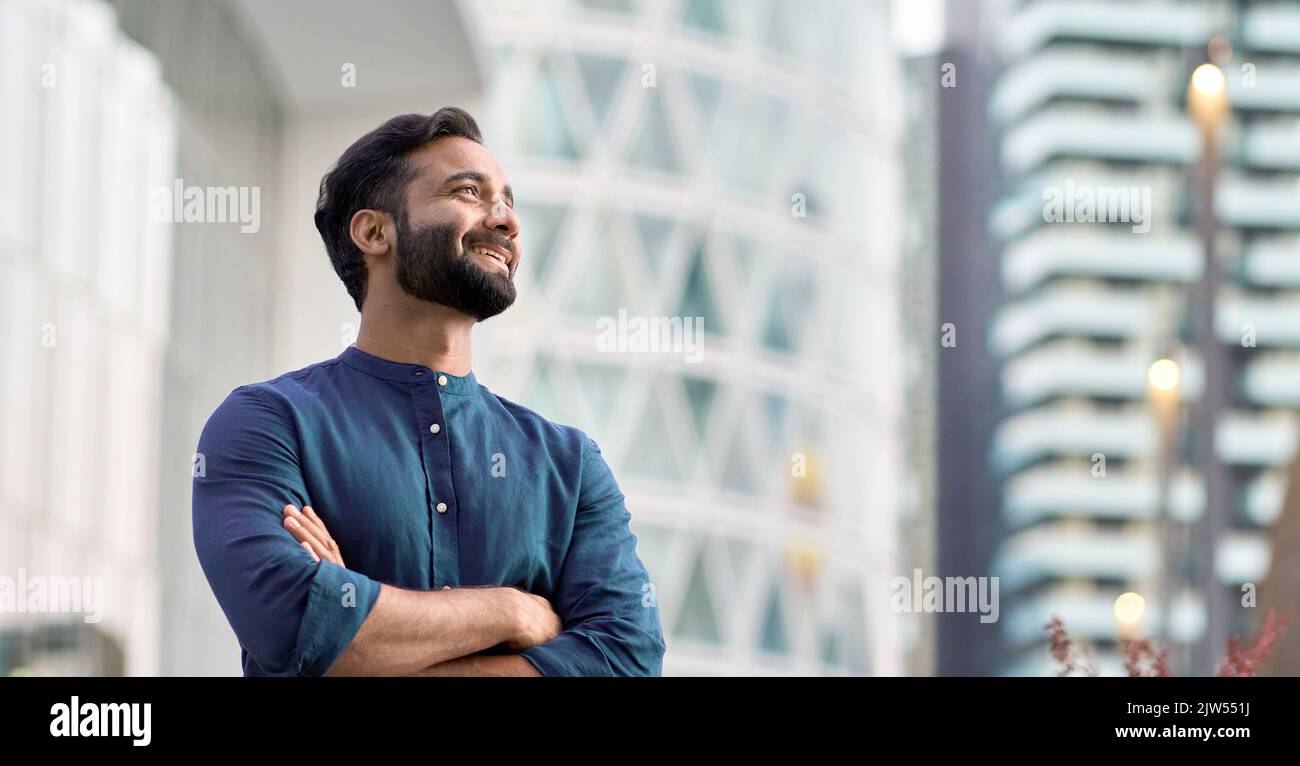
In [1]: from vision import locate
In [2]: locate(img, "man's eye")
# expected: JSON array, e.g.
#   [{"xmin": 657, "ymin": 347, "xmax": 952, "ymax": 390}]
[{"xmin": 456, "ymin": 186, "xmax": 479, "ymax": 197}]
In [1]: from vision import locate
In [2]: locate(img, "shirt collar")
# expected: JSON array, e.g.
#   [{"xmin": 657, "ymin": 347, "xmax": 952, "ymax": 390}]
[{"xmin": 339, "ymin": 344, "xmax": 478, "ymax": 395}]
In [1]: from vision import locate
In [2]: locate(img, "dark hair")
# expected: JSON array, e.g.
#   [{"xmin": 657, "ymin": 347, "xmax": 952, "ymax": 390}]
[{"xmin": 314, "ymin": 107, "xmax": 483, "ymax": 311}]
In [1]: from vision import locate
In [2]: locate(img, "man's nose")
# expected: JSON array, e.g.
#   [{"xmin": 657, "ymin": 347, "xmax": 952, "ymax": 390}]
[{"xmin": 486, "ymin": 198, "xmax": 519, "ymax": 238}]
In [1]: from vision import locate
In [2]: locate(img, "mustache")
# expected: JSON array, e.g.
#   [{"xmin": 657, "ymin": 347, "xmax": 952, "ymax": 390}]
[{"xmin": 462, "ymin": 233, "xmax": 515, "ymax": 256}]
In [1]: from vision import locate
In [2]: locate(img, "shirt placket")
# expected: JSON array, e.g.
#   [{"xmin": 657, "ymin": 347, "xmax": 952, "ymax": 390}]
[{"xmin": 414, "ymin": 378, "xmax": 459, "ymax": 588}]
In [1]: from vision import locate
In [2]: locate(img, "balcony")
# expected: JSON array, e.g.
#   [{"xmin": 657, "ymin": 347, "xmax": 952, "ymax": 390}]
[
  {"xmin": 991, "ymin": 403, "xmax": 1154, "ymax": 473},
  {"xmin": 991, "ymin": 284, "xmax": 1160, "ymax": 357},
  {"xmin": 1001, "ymin": 0, "xmax": 1212, "ymax": 61},
  {"xmin": 1242, "ymin": 5, "xmax": 1300, "ymax": 55},
  {"xmin": 1001, "ymin": 107, "xmax": 1195, "ymax": 176},
  {"xmin": 1002, "ymin": 341, "xmax": 1204, "ymax": 407},
  {"xmin": 992, "ymin": 522, "xmax": 1157, "ymax": 591},
  {"xmin": 992, "ymin": 403, "xmax": 1296, "ymax": 472},
  {"xmin": 1002, "ymin": 464, "xmax": 1203, "ymax": 528},
  {"xmin": 1002, "ymin": 227, "xmax": 1199, "ymax": 292},
  {"xmin": 992, "ymin": 49, "xmax": 1152, "ymax": 125},
  {"xmin": 1241, "ymin": 236, "xmax": 1300, "ymax": 286}
]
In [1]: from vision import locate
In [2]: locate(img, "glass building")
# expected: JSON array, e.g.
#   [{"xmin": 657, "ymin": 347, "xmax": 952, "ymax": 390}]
[
  {"xmin": 0, "ymin": 0, "xmax": 916, "ymax": 676},
  {"xmin": 461, "ymin": 0, "xmax": 909, "ymax": 675},
  {"xmin": 983, "ymin": 0, "xmax": 1300, "ymax": 675}
]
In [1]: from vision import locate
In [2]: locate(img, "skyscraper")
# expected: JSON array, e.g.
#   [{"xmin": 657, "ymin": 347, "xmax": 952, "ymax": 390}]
[
  {"xmin": 982, "ymin": 0, "xmax": 1300, "ymax": 675},
  {"xmin": 461, "ymin": 0, "xmax": 911, "ymax": 675}
]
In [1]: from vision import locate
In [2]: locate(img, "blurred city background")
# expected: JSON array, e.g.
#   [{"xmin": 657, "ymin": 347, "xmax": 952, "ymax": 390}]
[{"xmin": 1, "ymin": 0, "xmax": 1298, "ymax": 676}]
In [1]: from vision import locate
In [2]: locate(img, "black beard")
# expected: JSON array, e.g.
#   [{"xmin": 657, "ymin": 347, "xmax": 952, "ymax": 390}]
[{"xmin": 393, "ymin": 213, "xmax": 517, "ymax": 321}]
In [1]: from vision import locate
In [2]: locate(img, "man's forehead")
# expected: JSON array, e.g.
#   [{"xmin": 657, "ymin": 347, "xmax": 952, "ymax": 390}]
[{"xmin": 409, "ymin": 136, "xmax": 509, "ymax": 188}]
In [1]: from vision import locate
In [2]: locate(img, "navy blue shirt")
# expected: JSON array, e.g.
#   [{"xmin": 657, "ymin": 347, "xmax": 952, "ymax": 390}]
[{"xmin": 192, "ymin": 344, "xmax": 665, "ymax": 676}]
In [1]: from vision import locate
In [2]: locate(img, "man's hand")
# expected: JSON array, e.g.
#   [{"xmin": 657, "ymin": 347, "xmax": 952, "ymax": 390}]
[
  {"xmin": 501, "ymin": 586, "xmax": 563, "ymax": 652},
  {"xmin": 283, "ymin": 502, "xmax": 562, "ymax": 672},
  {"xmin": 283, "ymin": 504, "xmax": 344, "ymax": 567}
]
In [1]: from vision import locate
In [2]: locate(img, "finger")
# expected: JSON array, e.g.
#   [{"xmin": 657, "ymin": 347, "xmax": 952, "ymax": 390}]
[
  {"xmin": 298, "ymin": 507, "xmax": 342, "ymax": 564},
  {"xmin": 285, "ymin": 516, "xmax": 329, "ymax": 554},
  {"xmin": 291, "ymin": 522, "xmax": 330, "ymax": 562},
  {"xmin": 297, "ymin": 504, "xmax": 343, "ymax": 564},
  {"xmin": 301, "ymin": 506, "xmax": 338, "ymax": 550},
  {"xmin": 286, "ymin": 516, "xmax": 345, "ymax": 567},
  {"xmin": 284, "ymin": 504, "xmax": 330, "ymax": 544}
]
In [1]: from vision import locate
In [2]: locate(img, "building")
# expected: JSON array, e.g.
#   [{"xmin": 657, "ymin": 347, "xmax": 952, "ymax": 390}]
[
  {"xmin": 980, "ymin": 0, "xmax": 1300, "ymax": 675},
  {"xmin": 457, "ymin": 0, "xmax": 910, "ymax": 675},
  {"xmin": 0, "ymin": 0, "xmax": 917, "ymax": 676}
]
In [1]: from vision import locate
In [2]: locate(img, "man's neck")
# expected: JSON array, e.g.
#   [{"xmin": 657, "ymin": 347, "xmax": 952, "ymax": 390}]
[{"xmin": 354, "ymin": 295, "xmax": 476, "ymax": 376}]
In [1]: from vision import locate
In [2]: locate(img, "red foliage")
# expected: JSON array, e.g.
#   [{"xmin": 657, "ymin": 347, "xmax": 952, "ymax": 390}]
[
  {"xmin": 1119, "ymin": 638, "xmax": 1171, "ymax": 677},
  {"xmin": 1044, "ymin": 615, "xmax": 1098, "ymax": 677},
  {"xmin": 1045, "ymin": 609, "xmax": 1291, "ymax": 677},
  {"xmin": 1216, "ymin": 609, "xmax": 1292, "ymax": 677}
]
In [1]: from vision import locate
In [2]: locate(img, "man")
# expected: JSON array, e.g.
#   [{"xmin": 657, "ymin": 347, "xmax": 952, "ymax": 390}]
[{"xmin": 192, "ymin": 107, "xmax": 665, "ymax": 677}]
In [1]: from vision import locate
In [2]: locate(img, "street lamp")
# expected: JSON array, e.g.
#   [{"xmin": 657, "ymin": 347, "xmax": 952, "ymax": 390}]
[
  {"xmin": 1148, "ymin": 358, "xmax": 1181, "ymax": 392},
  {"xmin": 1147, "ymin": 355, "xmax": 1180, "ymax": 648},
  {"xmin": 1186, "ymin": 58, "xmax": 1230, "ymax": 675},
  {"xmin": 1189, "ymin": 64, "xmax": 1228, "ymax": 122},
  {"xmin": 1115, "ymin": 591, "xmax": 1147, "ymax": 641}
]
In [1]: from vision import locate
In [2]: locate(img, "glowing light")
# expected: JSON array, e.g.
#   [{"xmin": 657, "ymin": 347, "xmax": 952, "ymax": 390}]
[
  {"xmin": 1191, "ymin": 63, "xmax": 1226, "ymax": 97},
  {"xmin": 1114, "ymin": 592, "xmax": 1147, "ymax": 625},
  {"xmin": 1148, "ymin": 358, "xmax": 1180, "ymax": 391}
]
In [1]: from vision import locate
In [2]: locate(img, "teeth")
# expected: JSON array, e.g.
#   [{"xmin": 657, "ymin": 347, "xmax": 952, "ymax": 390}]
[{"xmin": 473, "ymin": 246, "xmax": 505, "ymax": 264}]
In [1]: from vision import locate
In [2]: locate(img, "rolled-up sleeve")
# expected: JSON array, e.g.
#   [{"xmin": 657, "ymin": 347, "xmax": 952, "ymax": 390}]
[
  {"xmin": 520, "ymin": 437, "xmax": 667, "ymax": 676},
  {"xmin": 192, "ymin": 386, "xmax": 382, "ymax": 676}
]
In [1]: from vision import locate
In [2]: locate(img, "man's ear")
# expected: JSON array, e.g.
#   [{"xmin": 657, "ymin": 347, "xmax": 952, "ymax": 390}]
[{"xmin": 349, "ymin": 209, "xmax": 394, "ymax": 258}]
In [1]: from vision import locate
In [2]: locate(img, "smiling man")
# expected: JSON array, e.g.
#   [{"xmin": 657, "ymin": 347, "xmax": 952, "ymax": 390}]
[{"xmin": 191, "ymin": 107, "xmax": 666, "ymax": 677}]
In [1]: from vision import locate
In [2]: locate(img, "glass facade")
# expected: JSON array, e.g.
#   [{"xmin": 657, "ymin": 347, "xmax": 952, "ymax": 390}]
[{"xmin": 463, "ymin": 0, "xmax": 905, "ymax": 674}]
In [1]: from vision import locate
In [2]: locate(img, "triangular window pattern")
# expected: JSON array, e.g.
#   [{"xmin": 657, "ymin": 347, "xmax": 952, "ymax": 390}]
[
  {"xmin": 685, "ymin": 70, "xmax": 725, "ymax": 136},
  {"xmin": 677, "ymin": 239, "xmax": 723, "ymax": 337},
  {"xmin": 762, "ymin": 265, "xmax": 813, "ymax": 353},
  {"xmin": 627, "ymin": 90, "xmax": 681, "ymax": 173},
  {"xmin": 681, "ymin": 376, "xmax": 717, "ymax": 442},
  {"xmin": 625, "ymin": 385, "xmax": 684, "ymax": 482},
  {"xmin": 515, "ymin": 202, "xmax": 567, "ymax": 289},
  {"xmin": 571, "ymin": 361, "xmax": 625, "ymax": 431},
  {"xmin": 720, "ymin": 415, "xmax": 759, "ymax": 495},
  {"xmin": 522, "ymin": 56, "xmax": 580, "ymax": 160},
  {"xmin": 565, "ymin": 219, "xmax": 629, "ymax": 317},
  {"xmin": 575, "ymin": 52, "xmax": 628, "ymax": 131},
  {"xmin": 675, "ymin": 545, "xmax": 721, "ymax": 643},
  {"xmin": 634, "ymin": 212, "xmax": 676, "ymax": 274},
  {"xmin": 758, "ymin": 576, "xmax": 790, "ymax": 655}
]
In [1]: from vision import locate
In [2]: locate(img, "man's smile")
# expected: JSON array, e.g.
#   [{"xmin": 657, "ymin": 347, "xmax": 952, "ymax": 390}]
[{"xmin": 467, "ymin": 243, "xmax": 512, "ymax": 274}]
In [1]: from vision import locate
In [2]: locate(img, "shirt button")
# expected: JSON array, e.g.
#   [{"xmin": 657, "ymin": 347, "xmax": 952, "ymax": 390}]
[
  {"xmin": 429, "ymin": 423, "xmax": 441, "ymax": 435},
  {"xmin": 436, "ymin": 502, "xmax": 448, "ymax": 513},
  {"xmin": 442, "ymin": 585, "xmax": 452, "ymax": 590},
  {"xmin": 437, "ymin": 375, "xmax": 448, "ymax": 386}
]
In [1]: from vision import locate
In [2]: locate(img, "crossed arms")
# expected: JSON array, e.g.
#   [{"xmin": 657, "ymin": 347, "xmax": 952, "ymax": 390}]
[
  {"xmin": 282, "ymin": 502, "xmax": 553, "ymax": 676},
  {"xmin": 191, "ymin": 386, "xmax": 666, "ymax": 677}
]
